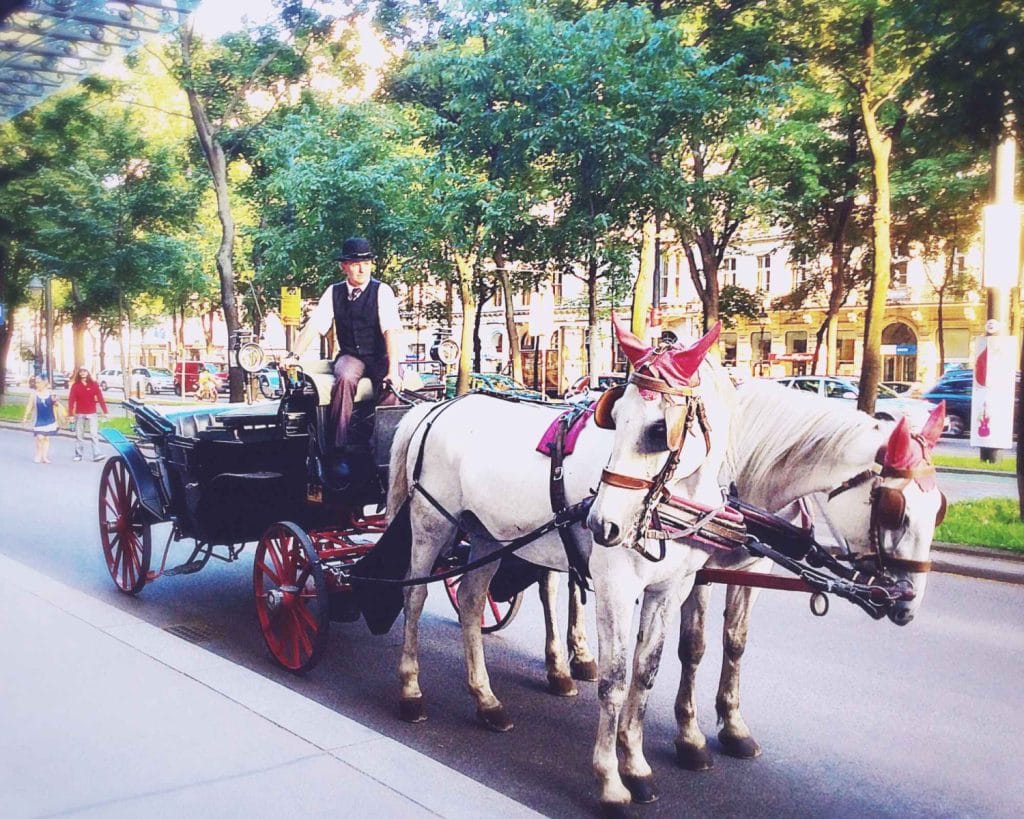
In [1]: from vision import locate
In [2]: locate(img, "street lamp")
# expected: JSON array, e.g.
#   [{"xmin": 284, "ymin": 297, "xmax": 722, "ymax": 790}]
[
  {"xmin": 756, "ymin": 300, "xmax": 770, "ymax": 377},
  {"xmin": 28, "ymin": 274, "xmax": 53, "ymax": 382}
]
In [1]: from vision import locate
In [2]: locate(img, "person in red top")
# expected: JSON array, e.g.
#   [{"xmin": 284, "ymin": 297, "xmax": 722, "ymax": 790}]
[{"xmin": 68, "ymin": 367, "xmax": 108, "ymax": 462}]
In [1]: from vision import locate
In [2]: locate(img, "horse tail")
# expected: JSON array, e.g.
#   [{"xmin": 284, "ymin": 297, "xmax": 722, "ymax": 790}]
[{"xmin": 387, "ymin": 402, "xmax": 433, "ymax": 524}]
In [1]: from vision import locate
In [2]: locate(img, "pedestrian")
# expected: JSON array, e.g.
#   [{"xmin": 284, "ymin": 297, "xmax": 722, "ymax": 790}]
[
  {"xmin": 290, "ymin": 237, "xmax": 402, "ymax": 449},
  {"xmin": 68, "ymin": 366, "xmax": 109, "ymax": 462},
  {"xmin": 21, "ymin": 376, "xmax": 63, "ymax": 463}
]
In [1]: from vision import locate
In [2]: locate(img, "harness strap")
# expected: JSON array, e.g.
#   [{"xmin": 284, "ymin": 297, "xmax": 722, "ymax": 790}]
[
  {"xmin": 547, "ymin": 408, "xmax": 593, "ymax": 600},
  {"xmin": 628, "ymin": 371, "xmax": 696, "ymax": 396},
  {"xmin": 601, "ymin": 469, "xmax": 656, "ymax": 490},
  {"xmin": 880, "ymin": 463, "xmax": 937, "ymax": 480},
  {"xmin": 826, "ymin": 468, "xmax": 876, "ymax": 500}
]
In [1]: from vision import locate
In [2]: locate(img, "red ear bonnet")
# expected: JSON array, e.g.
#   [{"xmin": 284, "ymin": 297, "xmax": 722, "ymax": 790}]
[
  {"xmin": 659, "ymin": 322, "xmax": 721, "ymax": 385},
  {"xmin": 883, "ymin": 417, "xmax": 914, "ymax": 471},
  {"xmin": 611, "ymin": 312, "xmax": 653, "ymax": 368},
  {"xmin": 921, "ymin": 401, "xmax": 945, "ymax": 448}
]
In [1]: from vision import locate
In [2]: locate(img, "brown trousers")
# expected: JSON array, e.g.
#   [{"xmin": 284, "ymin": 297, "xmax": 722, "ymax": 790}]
[{"xmin": 329, "ymin": 355, "xmax": 395, "ymax": 448}]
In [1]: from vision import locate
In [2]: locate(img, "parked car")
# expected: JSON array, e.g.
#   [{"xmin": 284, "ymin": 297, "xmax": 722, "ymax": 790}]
[
  {"xmin": 564, "ymin": 374, "xmax": 628, "ymax": 403},
  {"xmin": 882, "ymin": 381, "xmax": 922, "ymax": 396},
  {"xmin": 921, "ymin": 369, "xmax": 1020, "ymax": 438},
  {"xmin": 773, "ymin": 375, "xmax": 939, "ymax": 431},
  {"xmin": 444, "ymin": 372, "xmax": 547, "ymax": 401},
  {"xmin": 132, "ymin": 366, "xmax": 176, "ymax": 395},
  {"xmin": 38, "ymin": 370, "xmax": 69, "ymax": 388}
]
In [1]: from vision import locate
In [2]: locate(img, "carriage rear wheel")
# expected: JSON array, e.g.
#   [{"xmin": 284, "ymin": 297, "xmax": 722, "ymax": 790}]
[
  {"xmin": 98, "ymin": 456, "xmax": 152, "ymax": 595},
  {"xmin": 442, "ymin": 574, "xmax": 523, "ymax": 634},
  {"xmin": 254, "ymin": 522, "xmax": 330, "ymax": 673}
]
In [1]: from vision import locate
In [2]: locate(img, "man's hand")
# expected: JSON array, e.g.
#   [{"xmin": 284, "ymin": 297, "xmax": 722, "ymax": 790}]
[{"xmin": 385, "ymin": 367, "xmax": 402, "ymax": 391}]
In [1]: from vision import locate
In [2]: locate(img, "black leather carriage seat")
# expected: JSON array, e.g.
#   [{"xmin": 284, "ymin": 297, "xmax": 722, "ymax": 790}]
[
  {"xmin": 171, "ymin": 412, "xmax": 216, "ymax": 439},
  {"xmin": 300, "ymin": 359, "xmax": 374, "ymax": 406}
]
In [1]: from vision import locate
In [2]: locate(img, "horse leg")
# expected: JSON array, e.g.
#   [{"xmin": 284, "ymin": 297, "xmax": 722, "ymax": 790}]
[
  {"xmin": 457, "ymin": 561, "xmax": 514, "ymax": 731},
  {"xmin": 590, "ymin": 554, "xmax": 643, "ymax": 816},
  {"xmin": 674, "ymin": 582, "xmax": 714, "ymax": 770},
  {"xmin": 398, "ymin": 509, "xmax": 457, "ymax": 724},
  {"xmin": 715, "ymin": 581, "xmax": 764, "ymax": 759},
  {"xmin": 568, "ymin": 578, "xmax": 598, "ymax": 682},
  {"xmin": 617, "ymin": 577, "xmax": 689, "ymax": 805},
  {"xmin": 539, "ymin": 571, "xmax": 577, "ymax": 697}
]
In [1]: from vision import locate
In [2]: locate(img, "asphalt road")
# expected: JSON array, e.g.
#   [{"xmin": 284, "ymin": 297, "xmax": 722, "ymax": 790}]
[{"xmin": 2, "ymin": 428, "xmax": 1023, "ymax": 817}]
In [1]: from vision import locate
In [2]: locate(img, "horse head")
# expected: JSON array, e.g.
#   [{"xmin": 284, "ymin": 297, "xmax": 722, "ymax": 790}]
[
  {"xmin": 587, "ymin": 316, "xmax": 724, "ymax": 548},
  {"xmin": 826, "ymin": 401, "xmax": 947, "ymax": 626}
]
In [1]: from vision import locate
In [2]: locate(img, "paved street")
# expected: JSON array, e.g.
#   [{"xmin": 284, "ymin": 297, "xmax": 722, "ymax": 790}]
[{"xmin": 1, "ymin": 426, "xmax": 1023, "ymax": 817}]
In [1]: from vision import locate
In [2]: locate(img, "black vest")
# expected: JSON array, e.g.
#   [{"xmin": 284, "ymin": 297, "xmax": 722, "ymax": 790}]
[{"xmin": 333, "ymin": 279, "xmax": 386, "ymax": 362}]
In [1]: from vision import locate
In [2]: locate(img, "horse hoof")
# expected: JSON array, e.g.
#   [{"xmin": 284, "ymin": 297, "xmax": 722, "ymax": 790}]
[
  {"xmin": 622, "ymin": 774, "xmax": 658, "ymax": 804},
  {"xmin": 674, "ymin": 740, "xmax": 714, "ymax": 771},
  {"xmin": 718, "ymin": 731, "xmax": 762, "ymax": 759},
  {"xmin": 477, "ymin": 705, "xmax": 514, "ymax": 732},
  {"xmin": 571, "ymin": 659, "xmax": 599, "ymax": 682},
  {"xmin": 399, "ymin": 697, "xmax": 427, "ymax": 723},
  {"xmin": 599, "ymin": 801, "xmax": 632, "ymax": 819},
  {"xmin": 547, "ymin": 674, "xmax": 579, "ymax": 697}
]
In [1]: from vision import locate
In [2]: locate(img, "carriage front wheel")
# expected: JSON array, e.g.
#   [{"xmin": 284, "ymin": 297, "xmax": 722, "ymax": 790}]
[
  {"xmin": 98, "ymin": 456, "xmax": 152, "ymax": 595},
  {"xmin": 254, "ymin": 522, "xmax": 330, "ymax": 673},
  {"xmin": 442, "ymin": 574, "xmax": 523, "ymax": 634}
]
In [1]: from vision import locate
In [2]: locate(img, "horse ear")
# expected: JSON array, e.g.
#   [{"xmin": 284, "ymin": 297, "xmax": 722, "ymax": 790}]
[
  {"xmin": 663, "ymin": 322, "xmax": 722, "ymax": 383},
  {"xmin": 921, "ymin": 401, "xmax": 945, "ymax": 448},
  {"xmin": 611, "ymin": 311, "xmax": 652, "ymax": 368},
  {"xmin": 883, "ymin": 417, "xmax": 914, "ymax": 469}
]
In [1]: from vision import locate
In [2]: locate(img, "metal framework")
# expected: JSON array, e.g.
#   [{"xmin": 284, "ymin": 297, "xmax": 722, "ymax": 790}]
[{"xmin": 0, "ymin": 0, "xmax": 200, "ymax": 122}]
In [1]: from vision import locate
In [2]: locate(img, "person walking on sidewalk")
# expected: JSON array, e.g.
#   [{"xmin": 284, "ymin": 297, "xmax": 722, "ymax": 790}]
[
  {"xmin": 21, "ymin": 376, "xmax": 63, "ymax": 463},
  {"xmin": 68, "ymin": 367, "xmax": 108, "ymax": 462}
]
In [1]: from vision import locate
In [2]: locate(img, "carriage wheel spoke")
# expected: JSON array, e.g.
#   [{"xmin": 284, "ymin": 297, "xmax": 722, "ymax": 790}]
[{"xmin": 485, "ymin": 595, "xmax": 502, "ymax": 625}]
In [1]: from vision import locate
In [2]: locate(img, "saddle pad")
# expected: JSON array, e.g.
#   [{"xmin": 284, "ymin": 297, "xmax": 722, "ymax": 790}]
[{"xmin": 535, "ymin": 406, "xmax": 594, "ymax": 457}]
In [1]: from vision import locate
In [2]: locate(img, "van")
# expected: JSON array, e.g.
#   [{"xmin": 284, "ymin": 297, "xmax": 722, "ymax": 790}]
[{"xmin": 173, "ymin": 362, "xmax": 224, "ymax": 395}]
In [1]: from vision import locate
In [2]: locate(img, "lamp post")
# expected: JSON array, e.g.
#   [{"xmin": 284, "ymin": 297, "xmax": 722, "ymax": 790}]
[
  {"xmin": 756, "ymin": 301, "xmax": 770, "ymax": 377},
  {"xmin": 28, "ymin": 275, "xmax": 53, "ymax": 382}
]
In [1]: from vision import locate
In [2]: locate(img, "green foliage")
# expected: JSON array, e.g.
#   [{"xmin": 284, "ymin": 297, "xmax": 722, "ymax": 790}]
[{"xmin": 718, "ymin": 285, "xmax": 763, "ymax": 329}]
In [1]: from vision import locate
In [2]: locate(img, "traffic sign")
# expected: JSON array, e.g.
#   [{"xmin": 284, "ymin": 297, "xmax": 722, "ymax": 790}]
[{"xmin": 281, "ymin": 287, "xmax": 302, "ymax": 326}]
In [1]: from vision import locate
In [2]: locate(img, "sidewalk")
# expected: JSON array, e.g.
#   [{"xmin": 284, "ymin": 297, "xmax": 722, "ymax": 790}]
[{"xmin": 0, "ymin": 553, "xmax": 541, "ymax": 819}]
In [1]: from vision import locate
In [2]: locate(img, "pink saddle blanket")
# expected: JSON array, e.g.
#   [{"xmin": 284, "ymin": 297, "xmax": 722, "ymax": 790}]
[{"xmin": 535, "ymin": 406, "xmax": 594, "ymax": 457}]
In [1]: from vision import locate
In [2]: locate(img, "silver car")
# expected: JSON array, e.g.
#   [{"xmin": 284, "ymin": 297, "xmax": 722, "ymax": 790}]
[{"xmin": 773, "ymin": 375, "xmax": 939, "ymax": 431}]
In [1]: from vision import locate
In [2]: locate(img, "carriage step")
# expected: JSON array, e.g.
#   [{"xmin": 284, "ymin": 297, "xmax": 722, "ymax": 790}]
[{"xmin": 165, "ymin": 560, "xmax": 207, "ymax": 576}]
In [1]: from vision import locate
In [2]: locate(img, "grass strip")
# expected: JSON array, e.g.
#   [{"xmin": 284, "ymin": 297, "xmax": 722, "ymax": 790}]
[
  {"xmin": 936, "ymin": 498, "xmax": 1024, "ymax": 553},
  {"xmin": 0, "ymin": 399, "xmax": 134, "ymax": 434},
  {"xmin": 933, "ymin": 453, "xmax": 1016, "ymax": 473}
]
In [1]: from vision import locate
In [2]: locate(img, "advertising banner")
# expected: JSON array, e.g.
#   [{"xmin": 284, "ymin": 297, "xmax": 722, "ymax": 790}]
[{"xmin": 969, "ymin": 335, "xmax": 1017, "ymax": 449}]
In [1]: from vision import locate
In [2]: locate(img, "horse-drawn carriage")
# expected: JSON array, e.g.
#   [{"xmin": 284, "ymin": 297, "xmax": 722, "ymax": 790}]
[{"xmin": 97, "ymin": 357, "xmax": 521, "ymax": 673}]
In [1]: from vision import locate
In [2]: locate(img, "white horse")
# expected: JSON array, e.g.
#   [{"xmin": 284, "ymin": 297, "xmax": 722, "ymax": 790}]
[
  {"xmin": 388, "ymin": 317, "xmax": 733, "ymax": 814},
  {"xmin": 673, "ymin": 379, "xmax": 947, "ymax": 769}
]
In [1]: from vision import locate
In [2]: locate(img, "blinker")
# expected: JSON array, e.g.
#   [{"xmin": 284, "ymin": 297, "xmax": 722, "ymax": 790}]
[{"xmin": 593, "ymin": 385, "xmax": 626, "ymax": 429}]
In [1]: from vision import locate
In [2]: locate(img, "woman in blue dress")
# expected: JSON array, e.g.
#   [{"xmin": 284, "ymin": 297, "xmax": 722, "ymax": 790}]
[{"xmin": 22, "ymin": 376, "xmax": 63, "ymax": 463}]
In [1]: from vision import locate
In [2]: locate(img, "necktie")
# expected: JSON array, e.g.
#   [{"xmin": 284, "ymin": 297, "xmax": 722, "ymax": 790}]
[{"xmin": 349, "ymin": 287, "xmax": 361, "ymax": 301}]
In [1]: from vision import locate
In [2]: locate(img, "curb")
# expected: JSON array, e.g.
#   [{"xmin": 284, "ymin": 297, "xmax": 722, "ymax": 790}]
[{"xmin": 937, "ymin": 466, "xmax": 1016, "ymax": 479}]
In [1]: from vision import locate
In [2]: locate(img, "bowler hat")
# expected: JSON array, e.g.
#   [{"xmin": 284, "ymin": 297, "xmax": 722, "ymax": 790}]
[{"xmin": 334, "ymin": 237, "xmax": 374, "ymax": 262}]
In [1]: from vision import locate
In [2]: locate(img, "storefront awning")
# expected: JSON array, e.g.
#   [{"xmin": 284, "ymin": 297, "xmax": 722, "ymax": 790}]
[{"xmin": 0, "ymin": 0, "xmax": 200, "ymax": 123}]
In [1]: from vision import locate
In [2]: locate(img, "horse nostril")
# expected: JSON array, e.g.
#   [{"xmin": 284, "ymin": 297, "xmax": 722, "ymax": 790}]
[
  {"xmin": 601, "ymin": 522, "xmax": 621, "ymax": 546},
  {"xmin": 890, "ymin": 608, "xmax": 914, "ymax": 627}
]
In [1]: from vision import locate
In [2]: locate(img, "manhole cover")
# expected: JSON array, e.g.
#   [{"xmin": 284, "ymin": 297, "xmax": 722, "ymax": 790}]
[{"xmin": 163, "ymin": 623, "xmax": 215, "ymax": 644}]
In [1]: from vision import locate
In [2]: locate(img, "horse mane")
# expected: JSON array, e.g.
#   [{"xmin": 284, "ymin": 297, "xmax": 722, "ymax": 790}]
[{"xmin": 726, "ymin": 379, "xmax": 889, "ymax": 508}]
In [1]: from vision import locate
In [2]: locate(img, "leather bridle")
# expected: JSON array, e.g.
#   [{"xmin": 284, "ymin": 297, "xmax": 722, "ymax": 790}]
[
  {"xmin": 595, "ymin": 368, "xmax": 712, "ymax": 557},
  {"xmin": 824, "ymin": 439, "xmax": 946, "ymax": 578}
]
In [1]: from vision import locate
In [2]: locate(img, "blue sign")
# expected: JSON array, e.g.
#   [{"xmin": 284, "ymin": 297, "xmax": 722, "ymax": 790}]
[
  {"xmin": 0, "ymin": 303, "xmax": 5, "ymax": 325},
  {"xmin": 895, "ymin": 344, "xmax": 916, "ymax": 355}
]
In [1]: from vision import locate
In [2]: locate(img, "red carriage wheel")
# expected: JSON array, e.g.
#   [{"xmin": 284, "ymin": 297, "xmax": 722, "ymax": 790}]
[
  {"xmin": 98, "ymin": 456, "xmax": 152, "ymax": 595},
  {"xmin": 254, "ymin": 522, "xmax": 329, "ymax": 673},
  {"xmin": 442, "ymin": 574, "xmax": 523, "ymax": 634}
]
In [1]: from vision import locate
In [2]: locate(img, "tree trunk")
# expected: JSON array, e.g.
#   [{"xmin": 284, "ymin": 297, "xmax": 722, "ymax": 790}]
[
  {"xmin": 0, "ymin": 247, "xmax": 8, "ymax": 396},
  {"xmin": 496, "ymin": 254, "xmax": 522, "ymax": 382},
  {"xmin": 857, "ymin": 20, "xmax": 892, "ymax": 417},
  {"xmin": 72, "ymin": 313, "xmax": 87, "ymax": 372},
  {"xmin": 472, "ymin": 277, "xmax": 488, "ymax": 372},
  {"xmin": 454, "ymin": 253, "xmax": 477, "ymax": 396},
  {"xmin": 99, "ymin": 330, "xmax": 107, "ymax": 370},
  {"xmin": 119, "ymin": 297, "xmax": 133, "ymax": 398},
  {"xmin": 181, "ymin": 28, "xmax": 242, "ymax": 402},
  {"xmin": 587, "ymin": 254, "xmax": 599, "ymax": 381},
  {"xmin": 632, "ymin": 216, "xmax": 657, "ymax": 338}
]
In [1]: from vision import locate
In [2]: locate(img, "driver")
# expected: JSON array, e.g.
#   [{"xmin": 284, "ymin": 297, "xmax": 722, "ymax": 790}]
[{"xmin": 291, "ymin": 237, "xmax": 402, "ymax": 448}]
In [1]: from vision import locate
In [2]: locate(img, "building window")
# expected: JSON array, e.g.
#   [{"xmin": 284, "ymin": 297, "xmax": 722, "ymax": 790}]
[
  {"xmin": 786, "ymin": 331, "xmax": 808, "ymax": 354},
  {"xmin": 891, "ymin": 260, "xmax": 908, "ymax": 288},
  {"xmin": 838, "ymin": 336, "xmax": 856, "ymax": 363},
  {"xmin": 757, "ymin": 254, "xmax": 771, "ymax": 292},
  {"xmin": 552, "ymin": 272, "xmax": 563, "ymax": 304},
  {"xmin": 522, "ymin": 288, "xmax": 532, "ymax": 307},
  {"xmin": 721, "ymin": 332, "xmax": 737, "ymax": 366},
  {"xmin": 491, "ymin": 332, "xmax": 504, "ymax": 353},
  {"xmin": 659, "ymin": 260, "xmax": 671, "ymax": 301},
  {"xmin": 494, "ymin": 287, "xmax": 503, "ymax": 308},
  {"xmin": 720, "ymin": 258, "xmax": 737, "ymax": 287},
  {"xmin": 521, "ymin": 332, "xmax": 535, "ymax": 350},
  {"xmin": 750, "ymin": 330, "xmax": 771, "ymax": 361}
]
